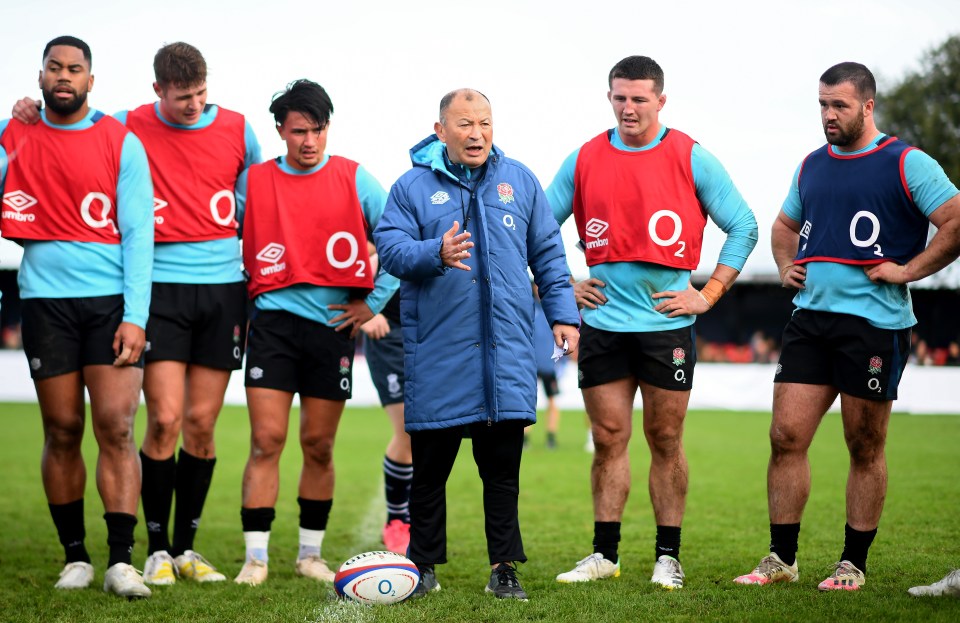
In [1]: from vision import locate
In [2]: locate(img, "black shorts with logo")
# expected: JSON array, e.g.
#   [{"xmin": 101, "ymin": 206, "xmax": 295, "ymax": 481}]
[
  {"xmin": 22, "ymin": 295, "xmax": 142, "ymax": 379},
  {"xmin": 244, "ymin": 309, "xmax": 355, "ymax": 400},
  {"xmin": 775, "ymin": 309, "xmax": 910, "ymax": 401},
  {"xmin": 365, "ymin": 318, "xmax": 405, "ymax": 406},
  {"xmin": 145, "ymin": 281, "xmax": 247, "ymax": 370},
  {"xmin": 578, "ymin": 322, "xmax": 696, "ymax": 391}
]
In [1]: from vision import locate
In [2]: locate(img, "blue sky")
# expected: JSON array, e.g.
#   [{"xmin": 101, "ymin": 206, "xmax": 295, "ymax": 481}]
[{"xmin": 2, "ymin": 0, "xmax": 957, "ymax": 279}]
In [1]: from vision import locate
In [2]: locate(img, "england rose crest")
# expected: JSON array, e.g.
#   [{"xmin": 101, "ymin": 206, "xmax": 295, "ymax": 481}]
[
  {"xmin": 497, "ymin": 183, "xmax": 515, "ymax": 205},
  {"xmin": 339, "ymin": 356, "xmax": 351, "ymax": 375},
  {"xmin": 868, "ymin": 356, "xmax": 883, "ymax": 375},
  {"xmin": 672, "ymin": 348, "xmax": 686, "ymax": 366}
]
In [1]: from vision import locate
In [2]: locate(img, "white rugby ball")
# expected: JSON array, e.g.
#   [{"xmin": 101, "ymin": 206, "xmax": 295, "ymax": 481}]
[{"xmin": 334, "ymin": 551, "xmax": 420, "ymax": 605}]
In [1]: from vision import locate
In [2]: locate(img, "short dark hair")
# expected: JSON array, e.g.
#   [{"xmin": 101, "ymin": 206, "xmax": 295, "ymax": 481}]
[
  {"xmin": 269, "ymin": 79, "xmax": 334, "ymax": 127},
  {"xmin": 154, "ymin": 42, "xmax": 207, "ymax": 88},
  {"xmin": 820, "ymin": 62, "xmax": 876, "ymax": 102},
  {"xmin": 608, "ymin": 56, "xmax": 664, "ymax": 93},
  {"xmin": 438, "ymin": 88, "xmax": 490, "ymax": 123},
  {"xmin": 43, "ymin": 35, "xmax": 92, "ymax": 68}
]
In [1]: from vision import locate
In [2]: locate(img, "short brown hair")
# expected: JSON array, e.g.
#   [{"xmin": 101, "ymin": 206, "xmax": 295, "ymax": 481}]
[
  {"xmin": 608, "ymin": 55, "xmax": 664, "ymax": 94},
  {"xmin": 820, "ymin": 62, "xmax": 876, "ymax": 102},
  {"xmin": 153, "ymin": 42, "xmax": 206, "ymax": 88}
]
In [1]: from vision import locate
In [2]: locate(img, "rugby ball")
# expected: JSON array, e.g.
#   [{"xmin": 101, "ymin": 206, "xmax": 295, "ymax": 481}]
[{"xmin": 334, "ymin": 551, "xmax": 420, "ymax": 605}]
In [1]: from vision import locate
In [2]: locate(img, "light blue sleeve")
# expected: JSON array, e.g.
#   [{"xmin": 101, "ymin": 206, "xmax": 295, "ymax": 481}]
[
  {"xmin": 526, "ymin": 171, "xmax": 580, "ymax": 328},
  {"xmin": 690, "ymin": 144, "xmax": 758, "ymax": 271},
  {"xmin": 903, "ymin": 150, "xmax": 960, "ymax": 218},
  {"xmin": 781, "ymin": 163, "xmax": 804, "ymax": 223},
  {"xmin": 244, "ymin": 121, "xmax": 262, "ymax": 167},
  {"xmin": 355, "ymin": 165, "xmax": 399, "ymax": 314},
  {"xmin": 545, "ymin": 147, "xmax": 580, "ymax": 226},
  {"xmin": 112, "ymin": 110, "xmax": 129, "ymax": 125},
  {"xmin": 356, "ymin": 165, "xmax": 389, "ymax": 225},
  {"xmin": 116, "ymin": 132, "xmax": 155, "ymax": 327},
  {"xmin": 235, "ymin": 168, "xmax": 249, "ymax": 234}
]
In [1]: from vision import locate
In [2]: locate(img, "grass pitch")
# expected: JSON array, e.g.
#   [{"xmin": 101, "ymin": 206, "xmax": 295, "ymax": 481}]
[{"xmin": 1, "ymin": 401, "xmax": 958, "ymax": 622}]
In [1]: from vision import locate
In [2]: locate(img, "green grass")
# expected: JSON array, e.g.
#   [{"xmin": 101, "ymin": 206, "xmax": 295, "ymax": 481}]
[{"xmin": 1, "ymin": 402, "xmax": 958, "ymax": 622}]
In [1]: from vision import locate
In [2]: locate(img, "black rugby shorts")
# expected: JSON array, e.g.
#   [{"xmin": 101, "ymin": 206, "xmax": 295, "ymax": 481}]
[
  {"xmin": 145, "ymin": 281, "xmax": 248, "ymax": 370},
  {"xmin": 22, "ymin": 295, "xmax": 141, "ymax": 379},
  {"xmin": 775, "ymin": 309, "xmax": 910, "ymax": 400},
  {"xmin": 244, "ymin": 309, "xmax": 355, "ymax": 400},
  {"xmin": 364, "ymin": 317, "xmax": 405, "ymax": 406},
  {"xmin": 578, "ymin": 322, "xmax": 696, "ymax": 391},
  {"xmin": 539, "ymin": 372, "xmax": 560, "ymax": 397}
]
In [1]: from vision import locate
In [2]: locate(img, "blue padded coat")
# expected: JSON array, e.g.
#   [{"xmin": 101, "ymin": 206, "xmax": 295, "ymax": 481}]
[{"xmin": 374, "ymin": 136, "xmax": 579, "ymax": 431}]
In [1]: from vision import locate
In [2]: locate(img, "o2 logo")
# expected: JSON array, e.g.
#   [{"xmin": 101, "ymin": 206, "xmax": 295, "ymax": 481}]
[
  {"xmin": 649, "ymin": 210, "xmax": 685, "ymax": 257},
  {"xmin": 327, "ymin": 231, "xmax": 368, "ymax": 278},
  {"xmin": 210, "ymin": 190, "xmax": 236, "ymax": 226},
  {"xmin": 81, "ymin": 192, "xmax": 119, "ymax": 234},
  {"xmin": 849, "ymin": 211, "xmax": 883, "ymax": 257}
]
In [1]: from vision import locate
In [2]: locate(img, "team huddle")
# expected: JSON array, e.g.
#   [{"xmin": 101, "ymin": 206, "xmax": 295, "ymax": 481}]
[{"xmin": 1, "ymin": 35, "xmax": 958, "ymax": 601}]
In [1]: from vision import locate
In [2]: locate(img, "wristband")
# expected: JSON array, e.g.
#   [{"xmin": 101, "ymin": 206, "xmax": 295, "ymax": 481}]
[{"xmin": 699, "ymin": 277, "xmax": 727, "ymax": 308}]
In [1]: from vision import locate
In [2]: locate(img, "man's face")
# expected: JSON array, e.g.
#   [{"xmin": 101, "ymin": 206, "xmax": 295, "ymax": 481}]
[
  {"xmin": 819, "ymin": 81, "xmax": 869, "ymax": 148},
  {"xmin": 277, "ymin": 111, "xmax": 327, "ymax": 170},
  {"xmin": 155, "ymin": 81, "xmax": 208, "ymax": 126},
  {"xmin": 434, "ymin": 93, "xmax": 493, "ymax": 168},
  {"xmin": 608, "ymin": 78, "xmax": 665, "ymax": 148},
  {"xmin": 39, "ymin": 45, "xmax": 93, "ymax": 117}
]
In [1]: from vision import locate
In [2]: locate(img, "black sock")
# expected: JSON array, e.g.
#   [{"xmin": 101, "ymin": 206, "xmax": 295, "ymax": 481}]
[
  {"xmin": 383, "ymin": 456, "xmax": 412, "ymax": 523},
  {"xmin": 104, "ymin": 512, "xmax": 137, "ymax": 567},
  {"xmin": 655, "ymin": 525, "xmax": 681, "ymax": 562},
  {"xmin": 140, "ymin": 450, "xmax": 176, "ymax": 554},
  {"xmin": 171, "ymin": 448, "xmax": 216, "ymax": 557},
  {"xmin": 840, "ymin": 523, "xmax": 876, "ymax": 573},
  {"xmin": 49, "ymin": 499, "xmax": 91, "ymax": 564},
  {"xmin": 770, "ymin": 523, "xmax": 801, "ymax": 566},
  {"xmin": 593, "ymin": 521, "xmax": 621, "ymax": 563},
  {"xmin": 298, "ymin": 497, "xmax": 333, "ymax": 531},
  {"xmin": 240, "ymin": 507, "xmax": 276, "ymax": 533}
]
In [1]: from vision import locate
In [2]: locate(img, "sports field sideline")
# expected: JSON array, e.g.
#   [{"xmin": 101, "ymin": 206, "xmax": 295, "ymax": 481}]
[
  {"xmin": 1, "ymin": 350, "xmax": 957, "ymax": 414},
  {"xmin": 2, "ymin": 400, "xmax": 958, "ymax": 622}
]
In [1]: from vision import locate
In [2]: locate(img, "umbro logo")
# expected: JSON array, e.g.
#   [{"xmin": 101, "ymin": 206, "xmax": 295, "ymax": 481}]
[
  {"xmin": 431, "ymin": 191, "xmax": 450, "ymax": 205},
  {"xmin": 584, "ymin": 218, "xmax": 609, "ymax": 239},
  {"xmin": 153, "ymin": 197, "xmax": 168, "ymax": 211},
  {"xmin": 256, "ymin": 243, "xmax": 286, "ymax": 276},
  {"xmin": 256, "ymin": 243, "xmax": 286, "ymax": 264},
  {"xmin": 3, "ymin": 190, "xmax": 38, "ymax": 211}
]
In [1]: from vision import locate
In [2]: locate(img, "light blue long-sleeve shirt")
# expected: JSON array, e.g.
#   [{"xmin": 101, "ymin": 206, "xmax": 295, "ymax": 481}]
[
  {"xmin": 548, "ymin": 125, "xmax": 758, "ymax": 332},
  {"xmin": 114, "ymin": 103, "xmax": 261, "ymax": 284},
  {"xmin": 0, "ymin": 110, "xmax": 154, "ymax": 327},
  {"xmin": 781, "ymin": 134, "xmax": 959, "ymax": 329},
  {"xmin": 236, "ymin": 155, "xmax": 399, "ymax": 325}
]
